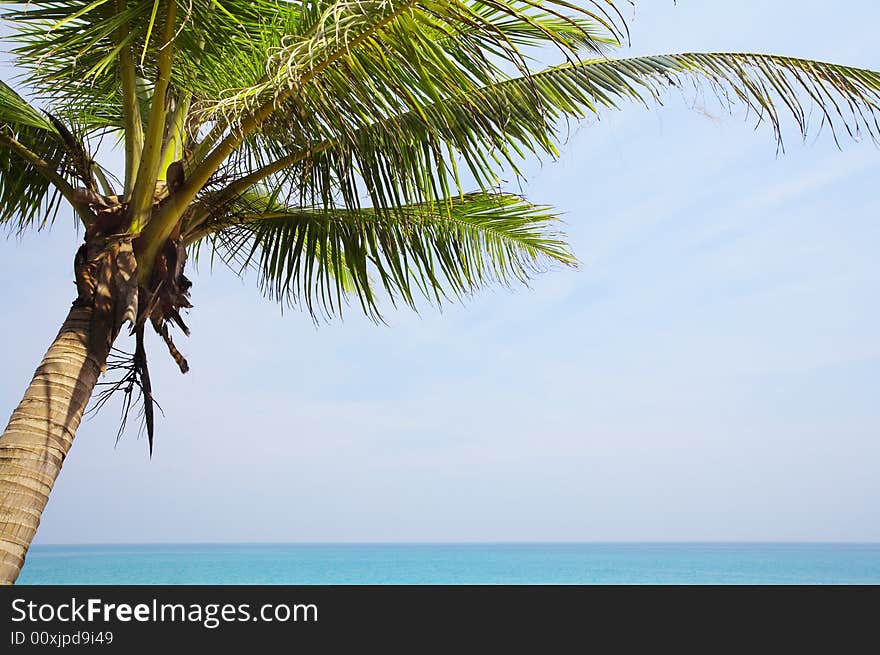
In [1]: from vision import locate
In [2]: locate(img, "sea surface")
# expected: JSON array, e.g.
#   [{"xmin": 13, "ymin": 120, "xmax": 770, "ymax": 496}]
[{"xmin": 17, "ymin": 543, "xmax": 880, "ymax": 585}]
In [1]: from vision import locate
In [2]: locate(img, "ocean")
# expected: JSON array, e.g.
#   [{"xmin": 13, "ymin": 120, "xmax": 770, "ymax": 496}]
[{"xmin": 17, "ymin": 543, "xmax": 880, "ymax": 585}]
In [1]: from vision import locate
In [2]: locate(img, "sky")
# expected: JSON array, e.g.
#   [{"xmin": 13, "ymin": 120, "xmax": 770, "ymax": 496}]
[{"xmin": 1, "ymin": 1, "xmax": 879, "ymax": 544}]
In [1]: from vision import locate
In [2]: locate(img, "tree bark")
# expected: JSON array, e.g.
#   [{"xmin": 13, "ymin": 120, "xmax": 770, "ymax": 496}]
[{"xmin": 0, "ymin": 305, "xmax": 109, "ymax": 584}]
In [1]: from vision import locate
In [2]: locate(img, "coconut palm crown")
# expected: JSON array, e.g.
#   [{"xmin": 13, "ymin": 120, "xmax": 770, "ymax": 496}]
[{"xmin": 2, "ymin": 0, "xmax": 880, "ymax": 584}]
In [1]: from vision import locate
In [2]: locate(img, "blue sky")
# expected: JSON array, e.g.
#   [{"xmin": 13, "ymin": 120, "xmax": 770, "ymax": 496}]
[{"xmin": 2, "ymin": 1, "xmax": 879, "ymax": 543}]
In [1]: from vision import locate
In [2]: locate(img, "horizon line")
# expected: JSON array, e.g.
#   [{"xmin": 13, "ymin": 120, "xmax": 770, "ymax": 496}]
[{"xmin": 29, "ymin": 540, "xmax": 880, "ymax": 547}]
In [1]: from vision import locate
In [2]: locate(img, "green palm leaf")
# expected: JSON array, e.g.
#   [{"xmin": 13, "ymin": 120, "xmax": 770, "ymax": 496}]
[
  {"xmin": 211, "ymin": 51, "xmax": 880, "ymax": 226},
  {"xmin": 195, "ymin": 0, "xmax": 623, "ymax": 121},
  {"xmin": 2, "ymin": 0, "xmax": 292, "ymax": 136},
  {"xmin": 196, "ymin": 191, "xmax": 575, "ymax": 319},
  {"xmin": 0, "ymin": 80, "xmax": 79, "ymax": 229}
]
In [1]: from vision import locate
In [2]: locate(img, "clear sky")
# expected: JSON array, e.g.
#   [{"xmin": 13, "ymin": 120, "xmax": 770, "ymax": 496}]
[{"xmin": 2, "ymin": 1, "xmax": 879, "ymax": 544}]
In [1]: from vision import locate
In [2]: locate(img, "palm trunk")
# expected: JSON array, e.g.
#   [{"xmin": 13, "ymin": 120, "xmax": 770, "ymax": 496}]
[{"xmin": 0, "ymin": 305, "xmax": 108, "ymax": 584}]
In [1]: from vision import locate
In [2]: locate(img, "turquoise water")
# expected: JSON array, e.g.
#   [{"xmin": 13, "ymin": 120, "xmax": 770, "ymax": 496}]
[{"xmin": 17, "ymin": 543, "xmax": 880, "ymax": 584}]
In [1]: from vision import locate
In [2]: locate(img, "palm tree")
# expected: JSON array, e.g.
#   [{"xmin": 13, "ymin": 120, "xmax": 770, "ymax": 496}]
[{"xmin": 0, "ymin": 0, "xmax": 879, "ymax": 584}]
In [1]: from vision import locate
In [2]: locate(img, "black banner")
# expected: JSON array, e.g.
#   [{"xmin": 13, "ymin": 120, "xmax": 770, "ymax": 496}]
[{"xmin": 2, "ymin": 585, "xmax": 877, "ymax": 650}]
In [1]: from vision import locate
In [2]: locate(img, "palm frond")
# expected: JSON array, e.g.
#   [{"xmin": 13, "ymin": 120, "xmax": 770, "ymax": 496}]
[
  {"xmin": 221, "ymin": 51, "xmax": 880, "ymax": 227},
  {"xmin": 3, "ymin": 1, "xmax": 150, "ymax": 126},
  {"xmin": 498, "ymin": 53, "xmax": 880, "ymax": 148},
  {"xmin": 0, "ymin": 80, "xmax": 85, "ymax": 229},
  {"xmin": 138, "ymin": 0, "xmax": 627, "ymax": 277},
  {"xmin": 195, "ymin": 0, "xmax": 624, "ymax": 124},
  {"xmin": 193, "ymin": 190, "xmax": 575, "ymax": 320},
  {"xmin": 0, "ymin": 78, "xmax": 54, "ymax": 131},
  {"xmin": 1, "ymin": 0, "xmax": 288, "ymax": 137}
]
